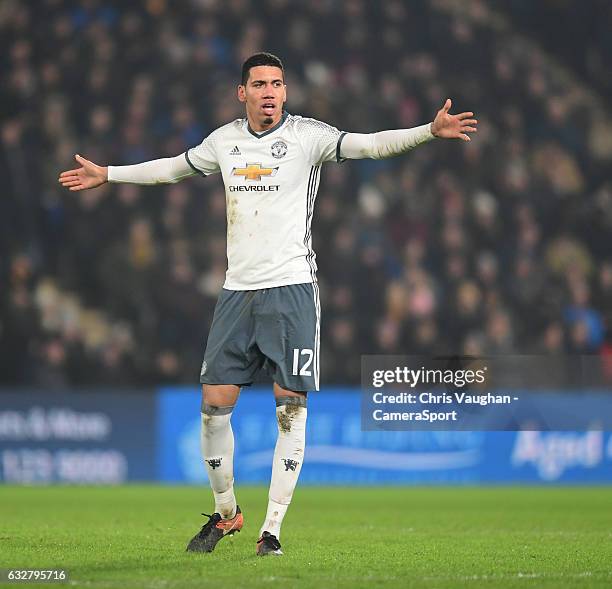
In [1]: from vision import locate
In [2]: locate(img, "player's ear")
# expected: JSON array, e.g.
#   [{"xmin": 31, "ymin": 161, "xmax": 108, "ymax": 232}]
[
  {"xmin": 282, "ymin": 84, "xmax": 287, "ymax": 104},
  {"xmin": 237, "ymin": 84, "xmax": 246, "ymax": 103}
]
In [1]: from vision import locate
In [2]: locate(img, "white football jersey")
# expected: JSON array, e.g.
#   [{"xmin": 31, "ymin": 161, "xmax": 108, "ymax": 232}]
[{"xmin": 186, "ymin": 112, "xmax": 345, "ymax": 291}]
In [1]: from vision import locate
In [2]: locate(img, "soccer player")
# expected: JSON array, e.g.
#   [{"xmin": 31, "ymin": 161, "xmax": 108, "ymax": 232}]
[{"xmin": 59, "ymin": 52, "xmax": 477, "ymax": 556}]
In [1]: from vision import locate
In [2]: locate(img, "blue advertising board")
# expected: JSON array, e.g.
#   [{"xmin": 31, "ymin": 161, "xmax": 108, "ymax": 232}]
[
  {"xmin": 157, "ymin": 387, "xmax": 612, "ymax": 484},
  {"xmin": 0, "ymin": 390, "xmax": 156, "ymax": 482},
  {"xmin": 2, "ymin": 388, "xmax": 610, "ymax": 484}
]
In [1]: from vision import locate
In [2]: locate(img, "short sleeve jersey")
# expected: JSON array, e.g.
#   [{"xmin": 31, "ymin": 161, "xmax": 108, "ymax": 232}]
[{"xmin": 186, "ymin": 112, "xmax": 346, "ymax": 290}]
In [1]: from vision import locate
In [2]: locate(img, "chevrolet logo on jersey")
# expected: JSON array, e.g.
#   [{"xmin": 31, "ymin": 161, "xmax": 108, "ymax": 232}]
[{"xmin": 232, "ymin": 163, "xmax": 278, "ymax": 181}]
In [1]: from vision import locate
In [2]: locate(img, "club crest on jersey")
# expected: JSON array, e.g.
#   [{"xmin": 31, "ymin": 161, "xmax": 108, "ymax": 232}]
[
  {"xmin": 271, "ymin": 139, "xmax": 288, "ymax": 159},
  {"xmin": 232, "ymin": 163, "xmax": 278, "ymax": 181}
]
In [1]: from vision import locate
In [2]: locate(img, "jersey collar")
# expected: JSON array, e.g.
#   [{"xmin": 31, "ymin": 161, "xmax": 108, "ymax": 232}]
[{"xmin": 247, "ymin": 111, "xmax": 289, "ymax": 139}]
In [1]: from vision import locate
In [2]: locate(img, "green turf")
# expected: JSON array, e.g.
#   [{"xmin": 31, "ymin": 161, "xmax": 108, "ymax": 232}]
[{"xmin": 0, "ymin": 486, "xmax": 610, "ymax": 588}]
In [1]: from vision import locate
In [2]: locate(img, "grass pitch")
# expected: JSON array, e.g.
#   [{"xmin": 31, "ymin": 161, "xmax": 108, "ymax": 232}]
[{"xmin": 0, "ymin": 486, "xmax": 610, "ymax": 588}]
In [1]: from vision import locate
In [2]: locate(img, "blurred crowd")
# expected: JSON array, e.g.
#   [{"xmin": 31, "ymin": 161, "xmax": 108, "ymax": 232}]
[
  {"xmin": 497, "ymin": 0, "xmax": 612, "ymax": 101},
  {"xmin": 1, "ymin": 0, "xmax": 611, "ymax": 387}
]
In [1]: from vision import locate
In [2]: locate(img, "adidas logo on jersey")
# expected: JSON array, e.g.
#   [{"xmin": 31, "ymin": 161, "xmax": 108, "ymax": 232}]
[{"xmin": 229, "ymin": 146, "xmax": 241, "ymax": 155}]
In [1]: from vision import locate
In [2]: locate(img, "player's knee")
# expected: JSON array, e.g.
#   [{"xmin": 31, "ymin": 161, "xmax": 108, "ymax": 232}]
[{"xmin": 202, "ymin": 384, "xmax": 240, "ymax": 407}]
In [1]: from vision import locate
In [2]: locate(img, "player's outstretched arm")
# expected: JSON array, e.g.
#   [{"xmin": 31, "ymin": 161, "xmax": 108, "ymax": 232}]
[
  {"xmin": 339, "ymin": 98, "xmax": 477, "ymax": 160},
  {"xmin": 58, "ymin": 153, "xmax": 196, "ymax": 191}
]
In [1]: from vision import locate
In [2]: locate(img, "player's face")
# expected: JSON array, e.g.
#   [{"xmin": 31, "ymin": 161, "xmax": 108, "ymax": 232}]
[{"xmin": 238, "ymin": 66, "xmax": 287, "ymax": 131}]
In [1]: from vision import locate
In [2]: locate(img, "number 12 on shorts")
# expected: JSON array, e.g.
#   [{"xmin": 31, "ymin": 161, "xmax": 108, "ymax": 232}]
[{"xmin": 292, "ymin": 348, "xmax": 313, "ymax": 376}]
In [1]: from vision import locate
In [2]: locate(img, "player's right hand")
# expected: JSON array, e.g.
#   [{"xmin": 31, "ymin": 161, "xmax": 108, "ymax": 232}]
[{"xmin": 58, "ymin": 154, "xmax": 108, "ymax": 191}]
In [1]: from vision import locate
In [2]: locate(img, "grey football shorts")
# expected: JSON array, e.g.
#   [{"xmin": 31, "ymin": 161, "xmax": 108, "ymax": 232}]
[{"xmin": 200, "ymin": 282, "xmax": 320, "ymax": 391}]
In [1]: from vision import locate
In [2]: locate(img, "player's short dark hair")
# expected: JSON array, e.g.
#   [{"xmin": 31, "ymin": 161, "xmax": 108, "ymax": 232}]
[{"xmin": 241, "ymin": 52, "xmax": 284, "ymax": 85}]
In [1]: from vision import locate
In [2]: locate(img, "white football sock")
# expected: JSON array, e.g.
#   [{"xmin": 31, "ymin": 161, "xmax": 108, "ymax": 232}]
[
  {"xmin": 260, "ymin": 397, "xmax": 307, "ymax": 539},
  {"xmin": 201, "ymin": 404, "xmax": 237, "ymax": 520}
]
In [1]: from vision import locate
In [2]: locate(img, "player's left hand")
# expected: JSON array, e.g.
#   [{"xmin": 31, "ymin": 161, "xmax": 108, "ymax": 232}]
[{"xmin": 431, "ymin": 99, "xmax": 477, "ymax": 142}]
